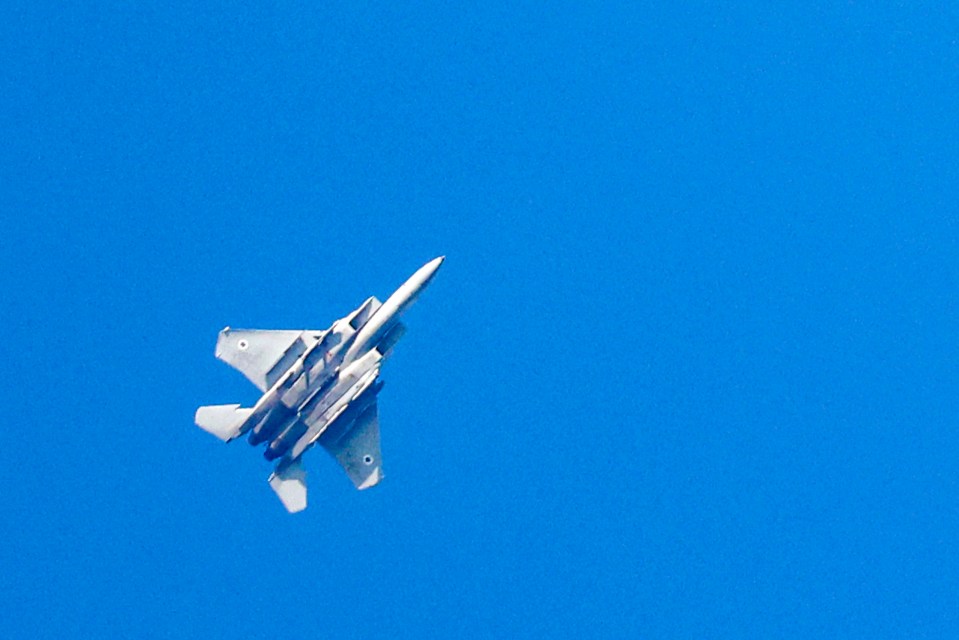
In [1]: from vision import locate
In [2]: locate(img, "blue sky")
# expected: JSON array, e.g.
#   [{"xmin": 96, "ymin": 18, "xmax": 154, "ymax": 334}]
[{"xmin": 1, "ymin": 3, "xmax": 957, "ymax": 638}]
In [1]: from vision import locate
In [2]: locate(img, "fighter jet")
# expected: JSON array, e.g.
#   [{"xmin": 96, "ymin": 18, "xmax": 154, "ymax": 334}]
[{"xmin": 195, "ymin": 256, "xmax": 444, "ymax": 513}]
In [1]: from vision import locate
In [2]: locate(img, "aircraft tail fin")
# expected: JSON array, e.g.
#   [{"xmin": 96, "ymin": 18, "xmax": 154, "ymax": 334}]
[
  {"xmin": 195, "ymin": 404, "xmax": 253, "ymax": 442},
  {"xmin": 269, "ymin": 459, "xmax": 308, "ymax": 513}
]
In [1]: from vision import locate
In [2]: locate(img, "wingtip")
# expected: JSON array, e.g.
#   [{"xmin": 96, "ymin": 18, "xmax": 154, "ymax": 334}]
[{"xmin": 357, "ymin": 466, "xmax": 383, "ymax": 490}]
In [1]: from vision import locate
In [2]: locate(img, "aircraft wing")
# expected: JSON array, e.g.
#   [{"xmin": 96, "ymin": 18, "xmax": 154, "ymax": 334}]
[
  {"xmin": 215, "ymin": 328, "xmax": 326, "ymax": 392},
  {"xmin": 320, "ymin": 401, "xmax": 384, "ymax": 490}
]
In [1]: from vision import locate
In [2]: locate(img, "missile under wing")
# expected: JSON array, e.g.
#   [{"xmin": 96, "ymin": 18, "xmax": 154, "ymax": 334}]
[{"xmin": 195, "ymin": 256, "xmax": 444, "ymax": 512}]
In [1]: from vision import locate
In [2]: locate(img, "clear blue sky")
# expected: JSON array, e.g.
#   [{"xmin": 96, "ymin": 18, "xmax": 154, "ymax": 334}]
[{"xmin": 1, "ymin": 3, "xmax": 957, "ymax": 638}]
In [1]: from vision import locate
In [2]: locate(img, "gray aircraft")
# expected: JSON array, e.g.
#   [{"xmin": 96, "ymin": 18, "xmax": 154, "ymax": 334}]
[{"xmin": 195, "ymin": 256, "xmax": 444, "ymax": 512}]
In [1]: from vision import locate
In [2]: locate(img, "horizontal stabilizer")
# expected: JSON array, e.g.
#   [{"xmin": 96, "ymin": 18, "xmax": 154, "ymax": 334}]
[
  {"xmin": 269, "ymin": 460, "xmax": 308, "ymax": 513},
  {"xmin": 195, "ymin": 404, "xmax": 253, "ymax": 442}
]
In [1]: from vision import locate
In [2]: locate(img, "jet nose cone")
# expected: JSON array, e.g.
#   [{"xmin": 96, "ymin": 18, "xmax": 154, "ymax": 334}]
[{"xmin": 418, "ymin": 255, "xmax": 445, "ymax": 285}]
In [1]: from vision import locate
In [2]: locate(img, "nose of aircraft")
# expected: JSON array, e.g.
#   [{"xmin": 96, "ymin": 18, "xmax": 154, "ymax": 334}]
[
  {"xmin": 402, "ymin": 256, "xmax": 445, "ymax": 295},
  {"xmin": 342, "ymin": 256, "xmax": 446, "ymax": 364},
  {"xmin": 422, "ymin": 255, "xmax": 445, "ymax": 283}
]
